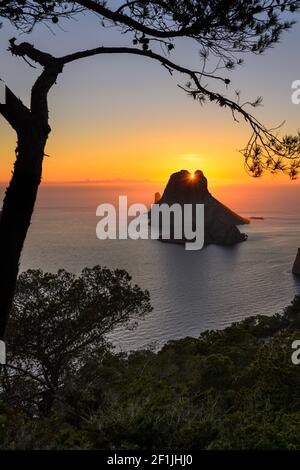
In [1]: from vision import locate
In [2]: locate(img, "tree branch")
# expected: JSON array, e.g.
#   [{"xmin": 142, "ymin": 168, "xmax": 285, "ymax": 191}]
[
  {"xmin": 8, "ymin": 39, "xmax": 64, "ymax": 120},
  {"xmin": 8, "ymin": 38, "xmax": 300, "ymax": 178},
  {"xmin": 8, "ymin": 40, "xmax": 263, "ymax": 133},
  {"xmin": 0, "ymin": 85, "xmax": 30, "ymax": 131},
  {"xmin": 76, "ymin": 0, "xmax": 195, "ymax": 38},
  {"xmin": 9, "ymin": 38, "xmax": 56, "ymax": 67}
]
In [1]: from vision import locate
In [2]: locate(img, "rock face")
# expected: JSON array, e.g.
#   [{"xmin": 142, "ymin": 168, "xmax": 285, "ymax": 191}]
[
  {"xmin": 293, "ymin": 249, "xmax": 300, "ymax": 275},
  {"xmin": 151, "ymin": 170, "xmax": 249, "ymax": 246},
  {"xmin": 154, "ymin": 192, "xmax": 161, "ymax": 203}
]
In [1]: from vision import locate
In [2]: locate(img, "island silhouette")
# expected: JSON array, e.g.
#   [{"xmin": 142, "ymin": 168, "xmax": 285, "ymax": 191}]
[{"xmin": 151, "ymin": 170, "xmax": 249, "ymax": 246}]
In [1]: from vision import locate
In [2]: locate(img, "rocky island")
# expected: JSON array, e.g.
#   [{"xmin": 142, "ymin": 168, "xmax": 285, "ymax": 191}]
[
  {"xmin": 150, "ymin": 170, "xmax": 249, "ymax": 246},
  {"xmin": 293, "ymin": 249, "xmax": 300, "ymax": 276}
]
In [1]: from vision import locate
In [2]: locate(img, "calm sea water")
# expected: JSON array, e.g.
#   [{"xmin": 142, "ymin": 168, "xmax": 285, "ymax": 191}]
[{"xmin": 19, "ymin": 195, "xmax": 300, "ymax": 351}]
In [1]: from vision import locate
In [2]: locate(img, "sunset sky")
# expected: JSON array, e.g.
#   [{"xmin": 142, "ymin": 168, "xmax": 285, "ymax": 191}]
[{"xmin": 1, "ymin": 9, "xmax": 300, "ymax": 196}]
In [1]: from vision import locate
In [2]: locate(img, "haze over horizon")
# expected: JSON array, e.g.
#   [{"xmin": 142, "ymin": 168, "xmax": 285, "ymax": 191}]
[{"xmin": 1, "ymin": 178, "xmax": 299, "ymax": 215}]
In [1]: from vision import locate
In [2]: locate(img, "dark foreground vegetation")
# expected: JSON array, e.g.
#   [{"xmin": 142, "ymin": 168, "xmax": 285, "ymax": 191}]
[{"xmin": 1, "ymin": 267, "xmax": 300, "ymax": 450}]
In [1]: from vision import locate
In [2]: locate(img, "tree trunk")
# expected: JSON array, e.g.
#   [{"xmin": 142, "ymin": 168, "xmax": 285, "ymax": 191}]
[
  {"xmin": 0, "ymin": 121, "xmax": 49, "ymax": 339},
  {"xmin": 0, "ymin": 55, "xmax": 60, "ymax": 339}
]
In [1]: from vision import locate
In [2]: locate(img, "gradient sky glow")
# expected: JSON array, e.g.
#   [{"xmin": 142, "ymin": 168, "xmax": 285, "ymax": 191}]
[{"xmin": 1, "ymin": 9, "xmax": 300, "ymax": 193}]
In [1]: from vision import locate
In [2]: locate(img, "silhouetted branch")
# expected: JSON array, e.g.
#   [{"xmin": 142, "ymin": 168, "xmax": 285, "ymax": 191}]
[
  {"xmin": 76, "ymin": 0, "xmax": 218, "ymax": 38},
  {"xmin": 8, "ymin": 39, "xmax": 64, "ymax": 121},
  {"xmin": 0, "ymin": 85, "xmax": 30, "ymax": 132},
  {"xmin": 242, "ymin": 128, "xmax": 300, "ymax": 179},
  {"xmin": 7, "ymin": 37, "xmax": 300, "ymax": 178},
  {"xmin": 1, "ymin": 1, "xmax": 82, "ymax": 32},
  {"xmin": 76, "ymin": 0, "xmax": 298, "ymax": 47},
  {"xmin": 6, "ymin": 39, "xmax": 267, "ymax": 128}
]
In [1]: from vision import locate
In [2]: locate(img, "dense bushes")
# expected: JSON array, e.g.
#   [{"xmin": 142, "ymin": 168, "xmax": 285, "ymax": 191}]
[{"xmin": 1, "ymin": 269, "xmax": 300, "ymax": 449}]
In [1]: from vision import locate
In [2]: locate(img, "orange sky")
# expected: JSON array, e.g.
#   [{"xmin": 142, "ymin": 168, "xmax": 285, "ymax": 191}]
[
  {"xmin": 1, "ymin": 14, "xmax": 300, "ymax": 191},
  {"xmin": 2, "ymin": 108, "xmax": 252, "ymax": 185}
]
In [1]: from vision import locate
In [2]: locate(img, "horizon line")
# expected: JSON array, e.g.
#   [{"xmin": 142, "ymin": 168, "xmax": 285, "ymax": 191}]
[{"xmin": 0, "ymin": 179, "xmax": 299, "ymax": 187}]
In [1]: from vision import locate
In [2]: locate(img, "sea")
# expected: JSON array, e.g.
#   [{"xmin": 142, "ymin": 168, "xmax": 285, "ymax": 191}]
[{"xmin": 13, "ymin": 184, "xmax": 300, "ymax": 351}]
